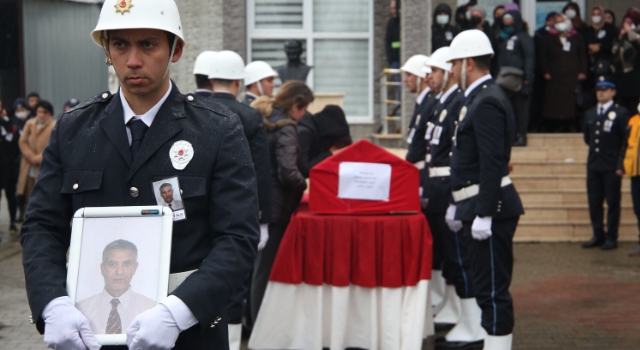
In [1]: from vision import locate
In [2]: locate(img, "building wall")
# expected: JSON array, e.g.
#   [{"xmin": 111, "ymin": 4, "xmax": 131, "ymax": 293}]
[{"xmin": 222, "ymin": 0, "xmax": 247, "ymax": 62}]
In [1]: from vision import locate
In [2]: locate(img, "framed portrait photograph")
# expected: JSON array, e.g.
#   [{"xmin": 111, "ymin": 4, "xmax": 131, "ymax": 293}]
[
  {"xmin": 151, "ymin": 177, "xmax": 186, "ymax": 221},
  {"xmin": 66, "ymin": 206, "xmax": 173, "ymax": 346}
]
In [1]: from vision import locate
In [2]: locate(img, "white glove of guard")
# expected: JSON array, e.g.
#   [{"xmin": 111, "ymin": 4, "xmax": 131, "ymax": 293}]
[
  {"xmin": 471, "ymin": 216, "xmax": 493, "ymax": 240},
  {"xmin": 127, "ymin": 295, "xmax": 197, "ymax": 350},
  {"xmin": 42, "ymin": 296, "xmax": 101, "ymax": 350},
  {"xmin": 445, "ymin": 204, "xmax": 463, "ymax": 232},
  {"xmin": 258, "ymin": 224, "xmax": 269, "ymax": 251}
]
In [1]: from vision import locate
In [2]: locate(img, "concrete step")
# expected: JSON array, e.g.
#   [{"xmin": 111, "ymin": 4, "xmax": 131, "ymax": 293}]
[
  {"xmin": 515, "ymin": 221, "xmax": 639, "ymax": 242},
  {"xmin": 511, "ymin": 174, "xmax": 631, "ymax": 190},
  {"xmin": 519, "ymin": 189, "xmax": 633, "ymax": 206},
  {"xmin": 511, "ymin": 146, "xmax": 587, "ymax": 162},
  {"xmin": 522, "ymin": 205, "xmax": 635, "ymax": 222},
  {"xmin": 525, "ymin": 133, "xmax": 585, "ymax": 148},
  {"xmin": 511, "ymin": 160, "xmax": 586, "ymax": 175},
  {"xmin": 372, "ymin": 134, "xmax": 406, "ymax": 149}
]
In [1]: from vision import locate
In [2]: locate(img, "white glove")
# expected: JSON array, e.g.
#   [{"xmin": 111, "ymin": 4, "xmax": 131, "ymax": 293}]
[
  {"xmin": 471, "ymin": 216, "xmax": 493, "ymax": 240},
  {"xmin": 258, "ymin": 224, "xmax": 269, "ymax": 251},
  {"xmin": 445, "ymin": 204, "xmax": 463, "ymax": 232},
  {"xmin": 127, "ymin": 295, "xmax": 197, "ymax": 350},
  {"xmin": 42, "ymin": 296, "xmax": 101, "ymax": 350}
]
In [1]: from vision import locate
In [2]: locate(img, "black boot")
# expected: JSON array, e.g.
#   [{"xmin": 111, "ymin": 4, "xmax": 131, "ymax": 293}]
[
  {"xmin": 601, "ymin": 240, "xmax": 618, "ymax": 250},
  {"xmin": 582, "ymin": 236, "xmax": 605, "ymax": 248},
  {"xmin": 513, "ymin": 134, "xmax": 527, "ymax": 147}
]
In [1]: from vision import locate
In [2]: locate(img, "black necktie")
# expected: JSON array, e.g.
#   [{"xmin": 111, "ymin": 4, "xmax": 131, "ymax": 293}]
[
  {"xmin": 599, "ymin": 107, "xmax": 603, "ymax": 116},
  {"xmin": 128, "ymin": 118, "xmax": 148, "ymax": 159}
]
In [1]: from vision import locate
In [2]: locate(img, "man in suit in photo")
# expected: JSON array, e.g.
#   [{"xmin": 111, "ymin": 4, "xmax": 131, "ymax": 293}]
[{"xmin": 159, "ymin": 183, "xmax": 183, "ymax": 211}]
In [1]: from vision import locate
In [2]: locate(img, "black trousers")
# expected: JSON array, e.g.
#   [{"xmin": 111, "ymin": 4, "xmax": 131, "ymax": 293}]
[
  {"xmin": 0, "ymin": 162, "xmax": 17, "ymax": 224},
  {"xmin": 587, "ymin": 169, "xmax": 621, "ymax": 241},
  {"xmin": 464, "ymin": 217, "xmax": 519, "ymax": 336},
  {"xmin": 425, "ymin": 211, "xmax": 444, "ymax": 273},
  {"xmin": 250, "ymin": 223, "xmax": 287, "ymax": 323},
  {"xmin": 507, "ymin": 91, "xmax": 530, "ymax": 137},
  {"xmin": 228, "ymin": 271, "xmax": 251, "ymax": 324},
  {"xmin": 631, "ymin": 177, "xmax": 640, "ymax": 243}
]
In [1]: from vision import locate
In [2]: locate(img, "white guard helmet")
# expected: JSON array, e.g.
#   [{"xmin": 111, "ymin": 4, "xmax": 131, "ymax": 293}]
[
  {"xmin": 401, "ymin": 54, "xmax": 430, "ymax": 78},
  {"xmin": 193, "ymin": 51, "xmax": 217, "ymax": 75},
  {"xmin": 245, "ymin": 61, "xmax": 278, "ymax": 86},
  {"xmin": 447, "ymin": 29, "xmax": 494, "ymax": 62},
  {"xmin": 91, "ymin": 0, "xmax": 185, "ymax": 47},
  {"xmin": 209, "ymin": 50, "xmax": 246, "ymax": 80},
  {"xmin": 426, "ymin": 47, "xmax": 452, "ymax": 72}
]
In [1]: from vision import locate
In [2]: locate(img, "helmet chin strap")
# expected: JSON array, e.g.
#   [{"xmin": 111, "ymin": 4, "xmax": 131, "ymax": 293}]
[
  {"xmin": 442, "ymin": 70, "xmax": 449, "ymax": 91},
  {"xmin": 161, "ymin": 36, "xmax": 179, "ymax": 83},
  {"xmin": 257, "ymin": 81, "xmax": 264, "ymax": 96},
  {"xmin": 461, "ymin": 58, "xmax": 467, "ymax": 91}
]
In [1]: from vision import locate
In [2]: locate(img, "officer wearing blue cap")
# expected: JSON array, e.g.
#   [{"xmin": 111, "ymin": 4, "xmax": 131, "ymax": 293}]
[{"xmin": 582, "ymin": 75, "xmax": 630, "ymax": 250}]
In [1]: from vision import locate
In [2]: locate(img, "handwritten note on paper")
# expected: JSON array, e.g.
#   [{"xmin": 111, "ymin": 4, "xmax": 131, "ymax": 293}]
[{"xmin": 338, "ymin": 162, "xmax": 392, "ymax": 201}]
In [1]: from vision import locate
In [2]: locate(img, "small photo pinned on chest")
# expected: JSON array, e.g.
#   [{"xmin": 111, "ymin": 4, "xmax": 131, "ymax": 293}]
[{"xmin": 151, "ymin": 177, "xmax": 186, "ymax": 221}]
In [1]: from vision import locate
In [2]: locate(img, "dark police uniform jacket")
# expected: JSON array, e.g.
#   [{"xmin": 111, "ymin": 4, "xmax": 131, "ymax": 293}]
[
  {"xmin": 242, "ymin": 92, "xmax": 258, "ymax": 107},
  {"xmin": 423, "ymin": 87, "xmax": 464, "ymax": 214},
  {"xmin": 21, "ymin": 83, "xmax": 259, "ymax": 350},
  {"xmin": 406, "ymin": 90, "xmax": 438, "ymax": 165},
  {"xmin": 196, "ymin": 91, "xmax": 272, "ymax": 224},
  {"xmin": 450, "ymin": 79, "xmax": 524, "ymax": 221},
  {"xmin": 583, "ymin": 102, "xmax": 630, "ymax": 172}
]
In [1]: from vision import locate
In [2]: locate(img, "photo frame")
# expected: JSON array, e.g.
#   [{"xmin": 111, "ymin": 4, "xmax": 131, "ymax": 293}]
[{"xmin": 67, "ymin": 206, "xmax": 173, "ymax": 346}]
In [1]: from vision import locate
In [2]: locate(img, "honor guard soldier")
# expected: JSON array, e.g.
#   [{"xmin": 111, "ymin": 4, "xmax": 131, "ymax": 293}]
[
  {"xmin": 201, "ymin": 50, "xmax": 272, "ymax": 350},
  {"xmin": 243, "ymin": 61, "xmax": 278, "ymax": 105},
  {"xmin": 445, "ymin": 29, "xmax": 524, "ymax": 350},
  {"xmin": 421, "ymin": 47, "xmax": 469, "ymax": 337},
  {"xmin": 20, "ymin": 1, "xmax": 260, "ymax": 350},
  {"xmin": 582, "ymin": 76, "xmax": 630, "ymax": 250},
  {"xmin": 192, "ymin": 51, "xmax": 217, "ymax": 94}
]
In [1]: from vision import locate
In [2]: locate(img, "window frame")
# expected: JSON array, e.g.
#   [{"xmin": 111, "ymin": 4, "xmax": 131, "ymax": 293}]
[{"xmin": 247, "ymin": 0, "xmax": 375, "ymax": 124}]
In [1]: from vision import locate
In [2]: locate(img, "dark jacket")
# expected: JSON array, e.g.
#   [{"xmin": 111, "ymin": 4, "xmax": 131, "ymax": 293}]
[
  {"xmin": 198, "ymin": 91, "xmax": 272, "ymax": 224},
  {"xmin": 20, "ymin": 84, "xmax": 259, "ymax": 350},
  {"xmin": 406, "ymin": 90, "xmax": 438, "ymax": 165},
  {"xmin": 584, "ymin": 23, "xmax": 617, "ymax": 78},
  {"xmin": 612, "ymin": 28, "xmax": 640, "ymax": 99},
  {"xmin": 242, "ymin": 92, "xmax": 258, "ymax": 106},
  {"xmin": 450, "ymin": 79, "xmax": 524, "ymax": 221},
  {"xmin": 423, "ymin": 86, "xmax": 464, "ymax": 214},
  {"xmin": 0, "ymin": 115, "xmax": 21, "ymax": 166},
  {"xmin": 264, "ymin": 107, "xmax": 307, "ymax": 225},
  {"xmin": 540, "ymin": 31, "xmax": 587, "ymax": 120},
  {"xmin": 385, "ymin": 17, "xmax": 401, "ymax": 65},
  {"xmin": 497, "ymin": 11, "xmax": 535, "ymax": 94},
  {"xmin": 432, "ymin": 4, "xmax": 457, "ymax": 52},
  {"xmin": 583, "ymin": 102, "xmax": 630, "ymax": 171}
]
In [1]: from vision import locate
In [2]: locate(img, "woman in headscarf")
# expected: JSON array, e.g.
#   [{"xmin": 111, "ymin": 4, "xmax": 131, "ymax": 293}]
[
  {"xmin": 540, "ymin": 13, "xmax": 587, "ymax": 132},
  {"xmin": 612, "ymin": 7, "xmax": 640, "ymax": 112},
  {"xmin": 563, "ymin": 1, "xmax": 587, "ymax": 37}
]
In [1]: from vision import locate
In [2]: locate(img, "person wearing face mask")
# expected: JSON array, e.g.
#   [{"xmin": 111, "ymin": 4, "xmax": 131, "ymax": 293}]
[
  {"xmin": 496, "ymin": 10, "xmax": 535, "ymax": 146},
  {"xmin": 622, "ymin": 98, "xmax": 640, "ymax": 256},
  {"xmin": 432, "ymin": 3, "xmax": 457, "ymax": 52},
  {"xmin": 540, "ymin": 13, "xmax": 587, "ymax": 132},
  {"xmin": 11, "ymin": 98, "xmax": 31, "ymax": 222},
  {"xmin": 491, "ymin": 5, "xmax": 505, "ymax": 41},
  {"xmin": 530, "ymin": 11, "xmax": 558, "ymax": 132},
  {"xmin": 0, "ymin": 97, "xmax": 20, "ymax": 236},
  {"xmin": 563, "ymin": 2, "xmax": 587, "ymax": 37},
  {"xmin": 454, "ymin": 3, "xmax": 473, "ymax": 32},
  {"xmin": 583, "ymin": 6, "xmax": 617, "ymax": 110},
  {"xmin": 469, "ymin": 7, "xmax": 500, "ymax": 77},
  {"xmin": 612, "ymin": 8, "xmax": 640, "ymax": 113}
]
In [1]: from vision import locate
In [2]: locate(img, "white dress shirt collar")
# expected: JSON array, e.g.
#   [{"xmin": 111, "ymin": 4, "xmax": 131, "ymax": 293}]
[
  {"xmin": 246, "ymin": 92, "xmax": 259, "ymax": 99},
  {"xmin": 416, "ymin": 87, "xmax": 431, "ymax": 105},
  {"xmin": 597, "ymin": 100, "xmax": 614, "ymax": 114},
  {"xmin": 464, "ymin": 74, "xmax": 492, "ymax": 97},
  {"xmin": 120, "ymin": 81, "xmax": 173, "ymax": 127},
  {"xmin": 195, "ymin": 88, "xmax": 212, "ymax": 94},
  {"xmin": 440, "ymin": 84, "xmax": 459, "ymax": 104},
  {"xmin": 100, "ymin": 286, "xmax": 133, "ymax": 310}
]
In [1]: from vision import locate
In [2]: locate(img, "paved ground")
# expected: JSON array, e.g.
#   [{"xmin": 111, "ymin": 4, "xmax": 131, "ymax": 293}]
[{"xmin": 2, "ymin": 195, "xmax": 640, "ymax": 349}]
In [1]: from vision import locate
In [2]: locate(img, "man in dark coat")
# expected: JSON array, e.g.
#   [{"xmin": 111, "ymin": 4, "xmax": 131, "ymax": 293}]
[
  {"xmin": 20, "ymin": 1, "xmax": 259, "ymax": 350},
  {"xmin": 385, "ymin": 0, "xmax": 401, "ymax": 69},
  {"xmin": 196, "ymin": 49, "xmax": 272, "ymax": 349},
  {"xmin": 582, "ymin": 76, "xmax": 630, "ymax": 250},
  {"xmin": 432, "ymin": 4, "xmax": 457, "ymax": 52},
  {"xmin": 496, "ymin": 10, "xmax": 535, "ymax": 146}
]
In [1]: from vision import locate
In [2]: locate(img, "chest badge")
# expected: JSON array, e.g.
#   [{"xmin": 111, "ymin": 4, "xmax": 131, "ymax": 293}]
[
  {"xmin": 439, "ymin": 109, "xmax": 447, "ymax": 123},
  {"xmin": 608, "ymin": 111, "xmax": 616, "ymax": 120},
  {"xmin": 459, "ymin": 106, "xmax": 467, "ymax": 122},
  {"xmin": 170, "ymin": 141, "xmax": 194, "ymax": 170},
  {"xmin": 415, "ymin": 114, "xmax": 421, "ymax": 126}
]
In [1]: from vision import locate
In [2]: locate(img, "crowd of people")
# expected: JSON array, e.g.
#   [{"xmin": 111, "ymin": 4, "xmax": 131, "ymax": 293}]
[
  {"xmin": 388, "ymin": 2, "xmax": 640, "ymax": 146},
  {"xmin": 0, "ymin": 94, "xmax": 79, "ymax": 238}
]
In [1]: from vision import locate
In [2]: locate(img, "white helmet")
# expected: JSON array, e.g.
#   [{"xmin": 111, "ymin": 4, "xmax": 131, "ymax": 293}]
[
  {"xmin": 208, "ymin": 50, "xmax": 246, "ymax": 80},
  {"xmin": 447, "ymin": 29, "xmax": 494, "ymax": 62},
  {"xmin": 425, "ymin": 47, "xmax": 452, "ymax": 72},
  {"xmin": 91, "ymin": 0, "xmax": 185, "ymax": 47},
  {"xmin": 193, "ymin": 51, "xmax": 217, "ymax": 75},
  {"xmin": 401, "ymin": 54, "xmax": 430, "ymax": 78},
  {"xmin": 245, "ymin": 61, "xmax": 278, "ymax": 86}
]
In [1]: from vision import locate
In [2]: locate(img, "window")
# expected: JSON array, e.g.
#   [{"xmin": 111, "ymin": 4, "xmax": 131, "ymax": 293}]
[{"xmin": 247, "ymin": 0, "xmax": 374, "ymax": 123}]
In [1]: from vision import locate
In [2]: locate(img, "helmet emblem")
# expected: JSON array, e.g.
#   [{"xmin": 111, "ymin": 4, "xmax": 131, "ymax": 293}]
[{"xmin": 115, "ymin": 0, "xmax": 133, "ymax": 14}]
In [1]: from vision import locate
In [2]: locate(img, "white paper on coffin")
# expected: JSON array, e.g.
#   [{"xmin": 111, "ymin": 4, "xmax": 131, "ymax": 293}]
[
  {"xmin": 338, "ymin": 162, "xmax": 392, "ymax": 201},
  {"xmin": 249, "ymin": 281, "xmax": 434, "ymax": 350}
]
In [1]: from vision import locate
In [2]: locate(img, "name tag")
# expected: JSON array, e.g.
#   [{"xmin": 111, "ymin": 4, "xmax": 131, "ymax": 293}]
[
  {"xmin": 431, "ymin": 126, "xmax": 443, "ymax": 145},
  {"xmin": 563, "ymin": 41, "xmax": 571, "ymax": 52},
  {"xmin": 445, "ymin": 31, "xmax": 453, "ymax": 41},
  {"xmin": 424, "ymin": 122, "xmax": 435, "ymax": 140},
  {"xmin": 598, "ymin": 30, "xmax": 606, "ymax": 39},
  {"xmin": 407, "ymin": 128, "xmax": 416, "ymax": 144},
  {"xmin": 604, "ymin": 120, "xmax": 613, "ymax": 132}
]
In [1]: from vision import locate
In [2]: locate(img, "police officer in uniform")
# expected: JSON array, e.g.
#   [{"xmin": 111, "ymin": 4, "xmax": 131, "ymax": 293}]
[
  {"xmin": 20, "ymin": 1, "xmax": 259, "ymax": 350},
  {"xmin": 243, "ymin": 61, "xmax": 278, "ymax": 106},
  {"xmin": 199, "ymin": 50, "xmax": 272, "ymax": 350},
  {"xmin": 582, "ymin": 76, "xmax": 630, "ymax": 250},
  {"xmin": 446, "ymin": 30, "xmax": 524, "ymax": 350}
]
